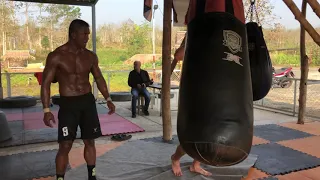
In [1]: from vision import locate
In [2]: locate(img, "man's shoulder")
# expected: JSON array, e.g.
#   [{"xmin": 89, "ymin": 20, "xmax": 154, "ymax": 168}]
[
  {"xmin": 141, "ymin": 69, "xmax": 149, "ymax": 73},
  {"xmin": 47, "ymin": 49, "xmax": 62, "ymax": 60},
  {"xmin": 84, "ymin": 49, "xmax": 97, "ymax": 57},
  {"xmin": 129, "ymin": 70, "xmax": 135, "ymax": 74},
  {"xmin": 54, "ymin": 44, "xmax": 68, "ymax": 53}
]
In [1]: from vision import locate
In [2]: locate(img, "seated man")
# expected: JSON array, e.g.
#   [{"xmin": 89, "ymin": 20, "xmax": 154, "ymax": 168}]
[{"xmin": 128, "ymin": 61, "xmax": 153, "ymax": 118}]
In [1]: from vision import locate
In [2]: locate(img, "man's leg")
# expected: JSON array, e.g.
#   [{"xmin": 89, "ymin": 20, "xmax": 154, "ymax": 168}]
[
  {"xmin": 171, "ymin": 144, "xmax": 212, "ymax": 177},
  {"xmin": 189, "ymin": 160, "xmax": 212, "ymax": 176},
  {"xmin": 56, "ymin": 141, "xmax": 73, "ymax": 179},
  {"xmin": 56, "ymin": 107, "xmax": 78, "ymax": 180},
  {"xmin": 80, "ymin": 96, "xmax": 102, "ymax": 180},
  {"xmin": 141, "ymin": 88, "xmax": 150, "ymax": 115},
  {"xmin": 131, "ymin": 88, "xmax": 139, "ymax": 118},
  {"xmin": 171, "ymin": 144, "xmax": 186, "ymax": 176},
  {"xmin": 83, "ymin": 139, "xmax": 97, "ymax": 180}
]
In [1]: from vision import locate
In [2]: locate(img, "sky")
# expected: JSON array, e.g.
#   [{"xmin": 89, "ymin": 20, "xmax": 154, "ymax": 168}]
[{"xmin": 76, "ymin": 0, "xmax": 320, "ymax": 30}]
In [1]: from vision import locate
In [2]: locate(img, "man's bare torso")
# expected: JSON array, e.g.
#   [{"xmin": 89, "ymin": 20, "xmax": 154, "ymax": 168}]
[{"xmin": 53, "ymin": 44, "xmax": 94, "ymax": 97}]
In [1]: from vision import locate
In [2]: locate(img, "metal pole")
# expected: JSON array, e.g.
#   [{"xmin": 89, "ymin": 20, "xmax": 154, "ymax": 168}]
[
  {"xmin": 152, "ymin": 5, "xmax": 158, "ymax": 81},
  {"xmin": 293, "ymin": 79, "xmax": 297, "ymax": 116},
  {"xmin": 91, "ymin": 4, "xmax": 98, "ymax": 99},
  {"xmin": 6, "ymin": 73, "xmax": 11, "ymax": 97},
  {"xmin": 162, "ymin": 0, "xmax": 173, "ymax": 142}
]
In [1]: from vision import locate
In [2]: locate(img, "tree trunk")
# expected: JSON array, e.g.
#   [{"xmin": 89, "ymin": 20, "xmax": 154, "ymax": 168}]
[
  {"xmin": 25, "ymin": 3, "xmax": 31, "ymax": 49},
  {"xmin": 50, "ymin": 18, "xmax": 53, "ymax": 51},
  {"xmin": 161, "ymin": 0, "xmax": 173, "ymax": 141},
  {"xmin": 283, "ymin": 0, "xmax": 320, "ymax": 46},
  {"xmin": 298, "ymin": 0, "xmax": 308, "ymax": 125},
  {"xmin": 306, "ymin": 0, "xmax": 320, "ymax": 18},
  {"xmin": 38, "ymin": 7, "xmax": 42, "ymax": 49}
]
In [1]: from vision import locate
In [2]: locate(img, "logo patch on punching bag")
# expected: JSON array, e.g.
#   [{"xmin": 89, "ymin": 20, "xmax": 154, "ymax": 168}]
[{"xmin": 222, "ymin": 30, "xmax": 243, "ymax": 66}]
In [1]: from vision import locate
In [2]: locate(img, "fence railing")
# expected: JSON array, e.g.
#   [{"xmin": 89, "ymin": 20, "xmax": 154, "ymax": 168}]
[
  {"xmin": 0, "ymin": 69, "xmax": 181, "ymax": 98},
  {"xmin": 254, "ymin": 78, "xmax": 320, "ymax": 119},
  {"xmin": 1, "ymin": 70, "xmax": 319, "ymax": 119}
]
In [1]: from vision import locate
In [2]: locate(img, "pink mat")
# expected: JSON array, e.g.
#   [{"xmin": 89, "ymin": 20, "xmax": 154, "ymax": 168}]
[
  {"xmin": 21, "ymin": 111, "xmax": 145, "ymax": 135},
  {"xmin": 6, "ymin": 113, "xmax": 23, "ymax": 121}
]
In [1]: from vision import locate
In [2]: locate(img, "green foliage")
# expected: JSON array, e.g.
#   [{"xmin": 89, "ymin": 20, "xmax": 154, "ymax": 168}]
[
  {"xmin": 41, "ymin": 36, "xmax": 50, "ymax": 50},
  {"xmin": 270, "ymin": 52, "xmax": 300, "ymax": 66},
  {"xmin": 123, "ymin": 22, "xmax": 152, "ymax": 56}
]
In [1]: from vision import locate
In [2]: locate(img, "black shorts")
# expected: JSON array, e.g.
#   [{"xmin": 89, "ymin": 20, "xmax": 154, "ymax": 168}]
[{"xmin": 57, "ymin": 92, "xmax": 102, "ymax": 142}]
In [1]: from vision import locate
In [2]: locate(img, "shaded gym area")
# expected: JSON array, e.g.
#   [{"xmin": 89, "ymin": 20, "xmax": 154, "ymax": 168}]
[{"xmin": 1, "ymin": 0, "xmax": 320, "ymax": 180}]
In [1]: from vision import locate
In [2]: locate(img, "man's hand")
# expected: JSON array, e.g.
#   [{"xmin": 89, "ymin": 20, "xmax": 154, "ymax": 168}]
[
  {"xmin": 107, "ymin": 101, "xmax": 115, "ymax": 115},
  {"xmin": 137, "ymin": 84, "xmax": 142, "ymax": 89},
  {"xmin": 43, "ymin": 112, "xmax": 55, "ymax": 128}
]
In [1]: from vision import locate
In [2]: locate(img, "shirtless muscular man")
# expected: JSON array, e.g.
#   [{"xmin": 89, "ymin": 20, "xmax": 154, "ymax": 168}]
[{"xmin": 41, "ymin": 19, "xmax": 115, "ymax": 180}]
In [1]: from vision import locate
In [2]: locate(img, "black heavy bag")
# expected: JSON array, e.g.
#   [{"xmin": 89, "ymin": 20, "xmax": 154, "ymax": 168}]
[
  {"xmin": 177, "ymin": 0, "xmax": 253, "ymax": 166},
  {"xmin": 246, "ymin": 22, "xmax": 273, "ymax": 101}
]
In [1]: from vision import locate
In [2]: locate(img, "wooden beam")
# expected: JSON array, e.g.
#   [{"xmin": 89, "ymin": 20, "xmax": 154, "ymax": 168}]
[
  {"xmin": 283, "ymin": 0, "xmax": 320, "ymax": 46},
  {"xmin": 298, "ymin": 0, "xmax": 308, "ymax": 125},
  {"xmin": 161, "ymin": 0, "xmax": 173, "ymax": 141},
  {"xmin": 306, "ymin": 0, "xmax": 320, "ymax": 18}
]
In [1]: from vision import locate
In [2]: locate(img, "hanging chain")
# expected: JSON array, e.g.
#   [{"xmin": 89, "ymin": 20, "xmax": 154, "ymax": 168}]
[{"xmin": 245, "ymin": 0, "xmax": 261, "ymax": 25}]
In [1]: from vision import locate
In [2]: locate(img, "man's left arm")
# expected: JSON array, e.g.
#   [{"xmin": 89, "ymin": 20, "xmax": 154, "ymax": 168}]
[
  {"xmin": 91, "ymin": 53, "xmax": 115, "ymax": 114},
  {"xmin": 91, "ymin": 54, "xmax": 110, "ymax": 99}
]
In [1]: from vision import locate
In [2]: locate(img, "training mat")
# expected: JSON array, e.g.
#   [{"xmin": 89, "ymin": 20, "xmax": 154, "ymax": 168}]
[
  {"xmin": 0, "ymin": 149, "xmax": 70, "ymax": 180},
  {"xmin": 253, "ymin": 124, "xmax": 313, "ymax": 142},
  {"xmin": 0, "ymin": 121, "xmax": 81, "ymax": 148},
  {"xmin": 65, "ymin": 140, "xmax": 258, "ymax": 180},
  {"xmin": 251, "ymin": 143, "xmax": 320, "ymax": 175},
  {"xmin": 0, "ymin": 121, "xmax": 24, "ymax": 147}
]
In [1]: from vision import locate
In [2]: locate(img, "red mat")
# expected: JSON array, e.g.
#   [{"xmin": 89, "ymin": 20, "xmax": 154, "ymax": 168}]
[{"xmin": 22, "ymin": 111, "xmax": 145, "ymax": 135}]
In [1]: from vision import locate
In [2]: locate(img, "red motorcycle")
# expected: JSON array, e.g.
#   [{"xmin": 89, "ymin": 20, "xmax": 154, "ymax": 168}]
[{"xmin": 272, "ymin": 67, "xmax": 295, "ymax": 88}]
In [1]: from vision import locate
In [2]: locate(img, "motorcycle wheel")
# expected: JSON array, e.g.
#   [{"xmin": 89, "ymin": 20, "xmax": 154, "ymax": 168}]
[{"xmin": 280, "ymin": 80, "xmax": 292, "ymax": 88}]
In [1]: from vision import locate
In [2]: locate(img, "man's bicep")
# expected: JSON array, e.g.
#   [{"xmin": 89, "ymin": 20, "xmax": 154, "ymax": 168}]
[
  {"xmin": 91, "ymin": 54, "xmax": 104, "ymax": 80},
  {"xmin": 42, "ymin": 53, "xmax": 58, "ymax": 85}
]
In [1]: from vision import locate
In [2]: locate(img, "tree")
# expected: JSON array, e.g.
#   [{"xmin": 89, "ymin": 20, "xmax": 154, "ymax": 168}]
[
  {"xmin": 298, "ymin": 0, "xmax": 308, "ymax": 125},
  {"xmin": 243, "ymin": 0, "xmax": 279, "ymax": 27},
  {"xmin": 41, "ymin": 36, "xmax": 50, "ymax": 50}
]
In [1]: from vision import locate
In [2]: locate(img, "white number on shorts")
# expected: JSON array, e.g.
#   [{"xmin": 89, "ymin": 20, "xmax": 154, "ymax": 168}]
[{"xmin": 62, "ymin": 127, "xmax": 69, "ymax": 136}]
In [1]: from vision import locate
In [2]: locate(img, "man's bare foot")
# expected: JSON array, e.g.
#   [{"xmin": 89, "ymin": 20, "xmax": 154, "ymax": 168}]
[
  {"xmin": 189, "ymin": 161, "xmax": 212, "ymax": 176},
  {"xmin": 171, "ymin": 155, "xmax": 183, "ymax": 176}
]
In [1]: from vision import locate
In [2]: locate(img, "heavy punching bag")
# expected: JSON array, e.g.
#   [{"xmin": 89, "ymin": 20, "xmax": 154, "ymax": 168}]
[
  {"xmin": 177, "ymin": 0, "xmax": 253, "ymax": 166},
  {"xmin": 246, "ymin": 2, "xmax": 273, "ymax": 101}
]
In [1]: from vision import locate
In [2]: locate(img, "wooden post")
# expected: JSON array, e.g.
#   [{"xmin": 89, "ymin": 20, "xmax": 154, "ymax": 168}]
[
  {"xmin": 162, "ymin": 0, "xmax": 173, "ymax": 141},
  {"xmin": 298, "ymin": 0, "xmax": 308, "ymax": 124},
  {"xmin": 283, "ymin": 0, "xmax": 320, "ymax": 46},
  {"xmin": 306, "ymin": 0, "xmax": 320, "ymax": 18}
]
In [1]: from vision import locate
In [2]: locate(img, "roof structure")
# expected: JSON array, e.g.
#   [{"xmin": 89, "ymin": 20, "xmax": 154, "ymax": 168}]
[{"xmin": 8, "ymin": 0, "xmax": 98, "ymax": 6}]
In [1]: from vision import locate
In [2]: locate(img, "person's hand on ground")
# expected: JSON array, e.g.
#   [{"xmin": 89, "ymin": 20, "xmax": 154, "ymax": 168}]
[
  {"xmin": 43, "ymin": 112, "xmax": 55, "ymax": 128},
  {"xmin": 107, "ymin": 101, "xmax": 116, "ymax": 115}
]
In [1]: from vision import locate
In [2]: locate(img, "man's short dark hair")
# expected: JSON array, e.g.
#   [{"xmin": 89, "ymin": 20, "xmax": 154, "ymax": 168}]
[{"xmin": 68, "ymin": 19, "xmax": 90, "ymax": 39}]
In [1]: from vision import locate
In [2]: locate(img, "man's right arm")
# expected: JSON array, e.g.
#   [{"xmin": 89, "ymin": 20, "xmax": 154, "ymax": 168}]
[
  {"xmin": 171, "ymin": 34, "xmax": 186, "ymax": 74},
  {"xmin": 41, "ymin": 52, "xmax": 59, "ymax": 109},
  {"xmin": 128, "ymin": 72, "xmax": 135, "ymax": 88}
]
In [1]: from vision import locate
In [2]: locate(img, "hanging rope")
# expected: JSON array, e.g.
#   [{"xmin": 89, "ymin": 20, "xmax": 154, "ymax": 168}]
[{"xmin": 245, "ymin": 0, "xmax": 261, "ymax": 25}]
